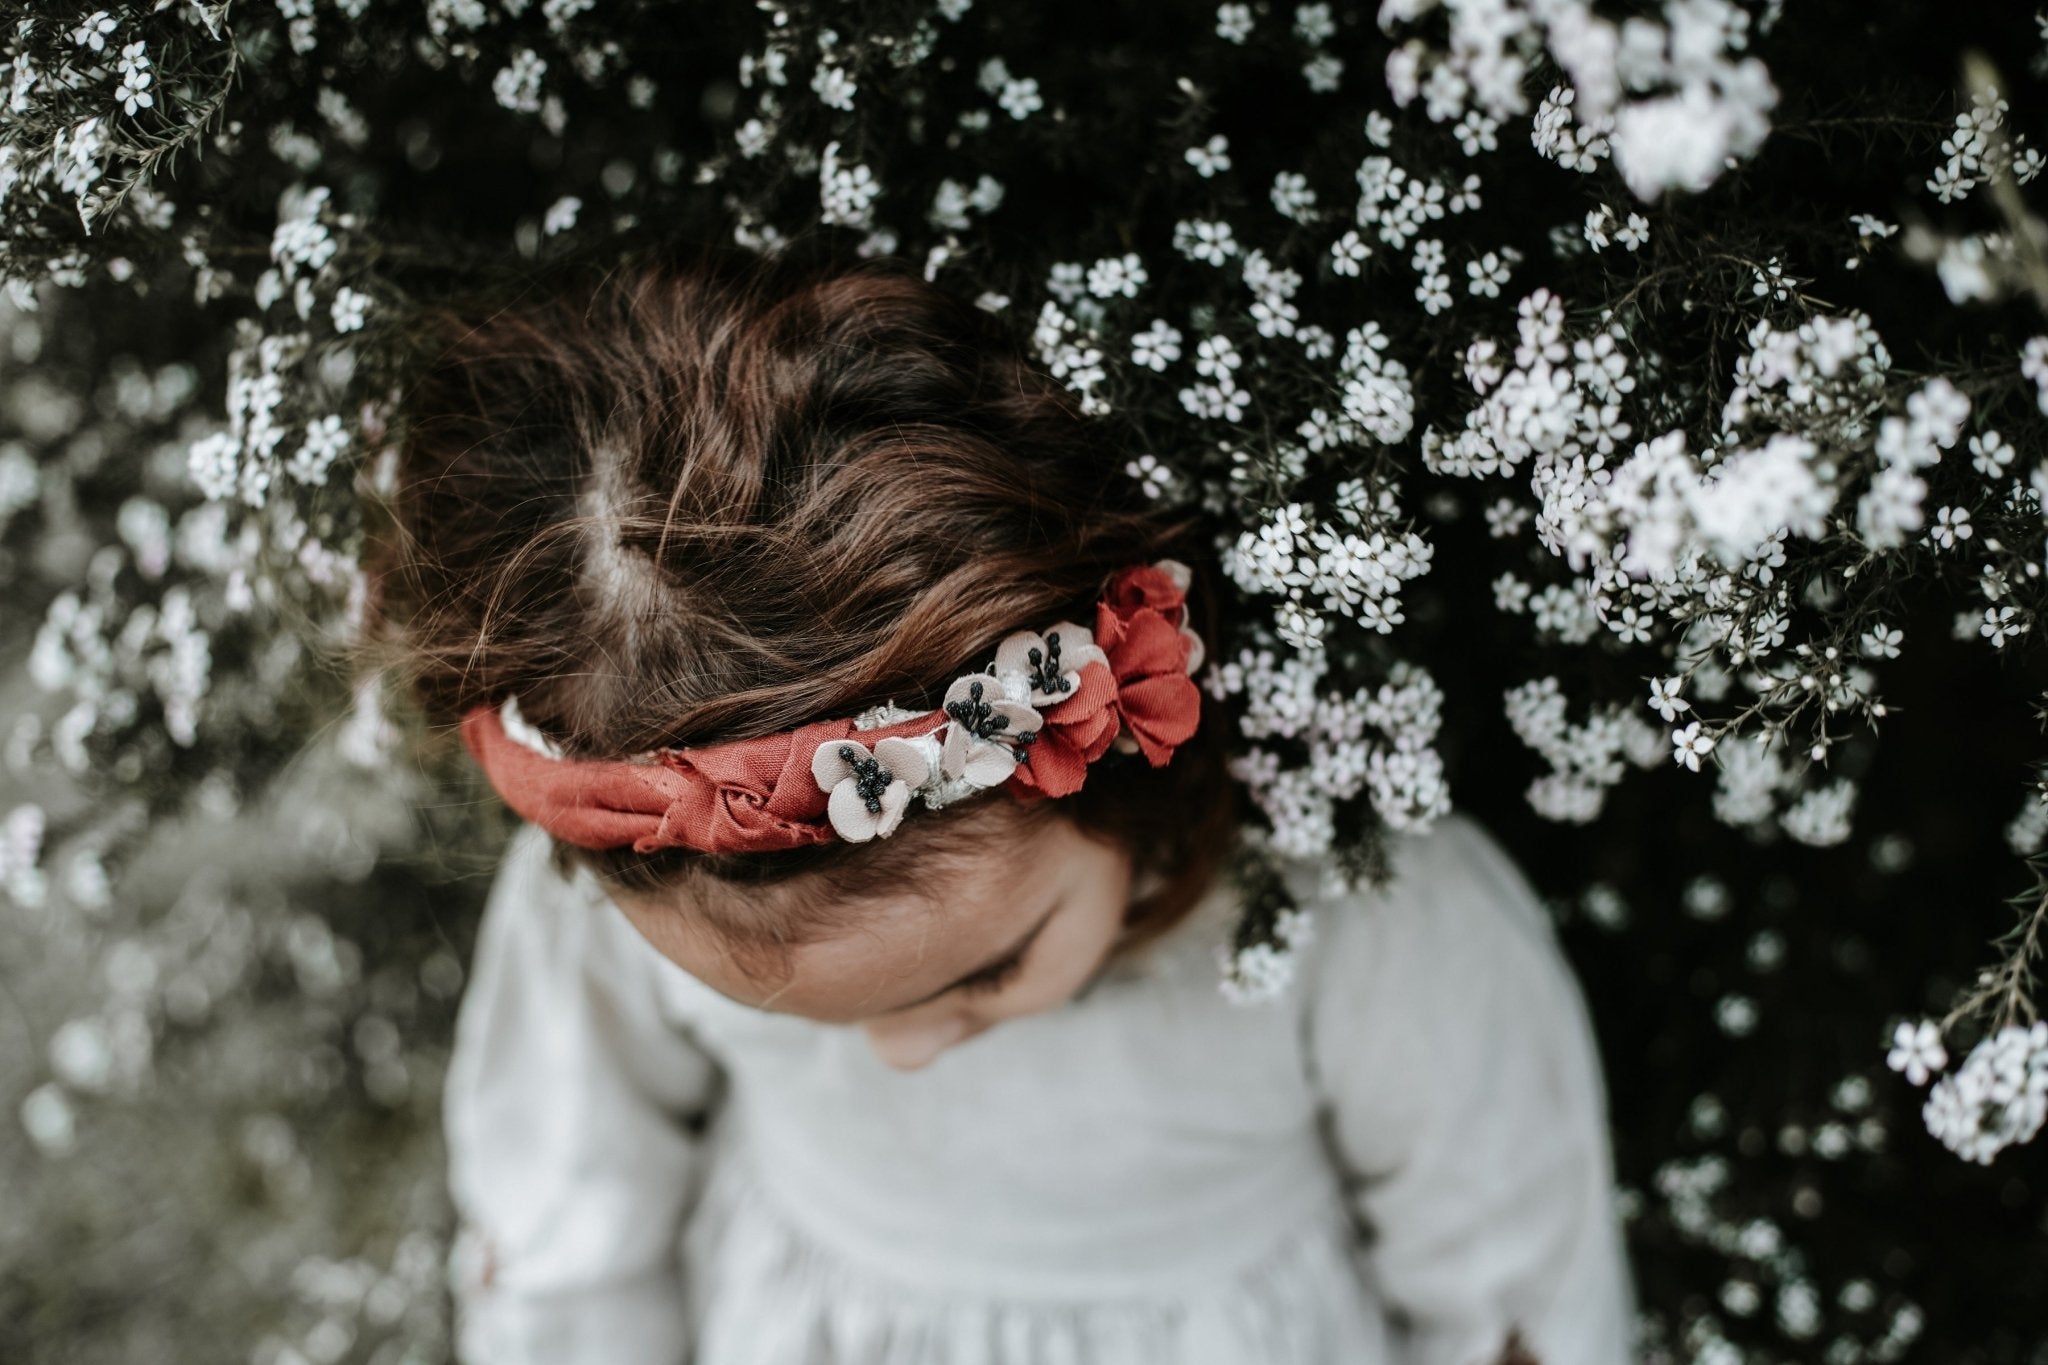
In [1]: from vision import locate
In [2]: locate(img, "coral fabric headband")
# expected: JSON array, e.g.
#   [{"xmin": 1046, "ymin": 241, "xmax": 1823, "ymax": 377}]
[{"xmin": 460, "ymin": 561, "xmax": 1206, "ymax": 856}]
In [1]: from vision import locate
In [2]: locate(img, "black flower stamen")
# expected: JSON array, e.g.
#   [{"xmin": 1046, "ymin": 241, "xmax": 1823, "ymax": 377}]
[
  {"xmin": 1026, "ymin": 631, "xmax": 1072, "ymax": 696},
  {"xmin": 839, "ymin": 743, "xmax": 894, "ymax": 814},
  {"xmin": 946, "ymin": 679, "xmax": 1013, "ymax": 741}
]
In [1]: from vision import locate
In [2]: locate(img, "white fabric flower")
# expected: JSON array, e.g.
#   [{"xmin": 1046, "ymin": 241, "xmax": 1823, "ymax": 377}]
[
  {"xmin": 812, "ymin": 737, "xmax": 930, "ymax": 842},
  {"xmin": 939, "ymin": 675, "xmax": 1043, "ymax": 785},
  {"xmin": 993, "ymin": 620, "xmax": 1110, "ymax": 706}
]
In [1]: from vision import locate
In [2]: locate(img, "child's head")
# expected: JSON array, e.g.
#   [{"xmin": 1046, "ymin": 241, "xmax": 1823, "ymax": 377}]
[{"xmin": 377, "ymin": 245, "xmax": 1237, "ymax": 1066}]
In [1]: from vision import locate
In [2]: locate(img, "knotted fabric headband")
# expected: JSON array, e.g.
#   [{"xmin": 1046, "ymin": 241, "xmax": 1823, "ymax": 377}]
[{"xmin": 461, "ymin": 560, "xmax": 1206, "ymax": 855}]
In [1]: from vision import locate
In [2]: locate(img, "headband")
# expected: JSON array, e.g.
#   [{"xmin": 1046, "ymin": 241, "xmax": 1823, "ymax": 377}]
[{"xmin": 461, "ymin": 560, "xmax": 1206, "ymax": 855}]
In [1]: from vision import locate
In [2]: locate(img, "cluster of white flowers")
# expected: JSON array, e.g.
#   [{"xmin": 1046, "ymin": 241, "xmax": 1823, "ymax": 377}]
[
  {"xmin": 1780, "ymin": 777, "xmax": 1856, "ymax": 847},
  {"xmin": 1505, "ymin": 677, "xmax": 1663, "ymax": 822},
  {"xmin": 113, "ymin": 40, "xmax": 153, "ymax": 117},
  {"xmin": 29, "ymin": 579, "xmax": 212, "ymax": 758},
  {"xmin": 1334, "ymin": 320, "xmax": 1415, "ymax": 446},
  {"xmin": 1925, "ymin": 86, "xmax": 2027, "ymax": 204},
  {"xmin": 491, "ymin": 48, "xmax": 548, "ymax": 115},
  {"xmin": 1720, "ymin": 312, "xmax": 1891, "ymax": 437},
  {"xmin": 1401, "ymin": 262, "xmax": 1995, "ymax": 862},
  {"xmin": 976, "ymin": 55, "xmax": 1043, "ymax": 121},
  {"xmin": 1030, "ymin": 297, "xmax": 1109, "ymax": 416},
  {"xmin": 1595, "ymin": 431, "xmax": 1834, "ymax": 583},
  {"xmin": 1901, "ymin": 1020, "xmax": 2048, "ymax": 1165},
  {"xmin": 189, "ymin": 329, "xmax": 302, "ymax": 507},
  {"xmin": 1217, "ymin": 902, "xmax": 1313, "ymax": 1006},
  {"xmin": 926, "ymin": 173, "xmax": 1002, "ymax": 231},
  {"xmin": 1352, "ymin": 152, "xmax": 1463, "ymax": 250},
  {"xmin": 817, "ymin": 140, "xmax": 880, "ymax": 229},
  {"xmin": 1644, "ymin": 1145, "xmax": 1918, "ymax": 1358},
  {"xmin": 1425, "ymin": 290, "xmax": 1635, "ymax": 565},
  {"xmin": 1220, "ymin": 491, "xmax": 1433, "ymax": 648},
  {"xmin": 1, "ymin": 802, "xmax": 46, "ymax": 909},
  {"xmin": 1854, "ymin": 377, "xmax": 1970, "ymax": 551},
  {"xmin": 2006, "ymin": 790, "xmax": 2048, "ymax": 856},
  {"xmin": 1380, "ymin": 0, "xmax": 1778, "ymax": 199},
  {"xmin": 1207, "ymin": 650, "xmax": 1448, "ymax": 856}
]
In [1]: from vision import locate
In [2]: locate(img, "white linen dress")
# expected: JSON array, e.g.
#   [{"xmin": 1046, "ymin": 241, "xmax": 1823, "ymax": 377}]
[{"xmin": 443, "ymin": 814, "xmax": 1636, "ymax": 1365}]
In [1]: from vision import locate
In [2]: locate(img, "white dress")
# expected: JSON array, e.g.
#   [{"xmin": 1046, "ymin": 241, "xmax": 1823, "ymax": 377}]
[{"xmin": 443, "ymin": 815, "xmax": 1636, "ymax": 1365}]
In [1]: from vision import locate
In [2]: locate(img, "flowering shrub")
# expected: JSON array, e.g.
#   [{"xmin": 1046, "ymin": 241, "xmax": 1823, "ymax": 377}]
[{"xmin": 3, "ymin": 0, "xmax": 2048, "ymax": 1358}]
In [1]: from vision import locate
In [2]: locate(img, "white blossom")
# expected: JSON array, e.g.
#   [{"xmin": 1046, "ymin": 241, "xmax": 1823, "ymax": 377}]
[
  {"xmin": 1215, "ymin": 3, "xmax": 1254, "ymax": 43},
  {"xmin": 818, "ymin": 141, "xmax": 880, "ymax": 229},
  {"xmin": 1672, "ymin": 721, "xmax": 1715, "ymax": 771},
  {"xmin": 1888, "ymin": 1020, "xmax": 1948, "ymax": 1086},
  {"xmin": 1921, "ymin": 1023, "xmax": 2048, "ymax": 1164},
  {"xmin": 1174, "ymin": 219, "xmax": 1239, "ymax": 266},
  {"xmin": 1185, "ymin": 134, "xmax": 1231, "ymax": 178},
  {"xmin": 492, "ymin": 49, "xmax": 548, "ymax": 114},
  {"xmin": 542, "ymin": 195, "xmax": 581, "ymax": 236},
  {"xmin": 1647, "ymin": 676, "xmax": 1689, "ymax": 723},
  {"xmin": 997, "ymin": 77, "xmax": 1044, "ymax": 120},
  {"xmin": 1085, "ymin": 253, "xmax": 1147, "ymax": 299},
  {"xmin": 1130, "ymin": 319, "xmax": 1182, "ymax": 372},
  {"xmin": 811, "ymin": 63, "xmax": 857, "ymax": 111}
]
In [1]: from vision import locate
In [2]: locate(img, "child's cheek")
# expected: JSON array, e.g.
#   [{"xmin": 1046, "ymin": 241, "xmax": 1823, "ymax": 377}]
[{"xmin": 987, "ymin": 910, "xmax": 1124, "ymax": 1020}]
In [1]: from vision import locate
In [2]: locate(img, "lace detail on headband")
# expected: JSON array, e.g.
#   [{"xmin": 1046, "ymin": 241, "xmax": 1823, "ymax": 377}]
[
  {"xmin": 498, "ymin": 695, "xmax": 566, "ymax": 761},
  {"xmin": 852, "ymin": 701, "xmax": 930, "ymax": 730}
]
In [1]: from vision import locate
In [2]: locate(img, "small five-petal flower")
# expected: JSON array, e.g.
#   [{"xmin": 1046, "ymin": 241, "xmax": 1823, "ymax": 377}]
[
  {"xmin": 993, "ymin": 621, "xmax": 1110, "ymax": 705},
  {"xmin": 940, "ymin": 674, "xmax": 1043, "ymax": 785},
  {"xmin": 1886, "ymin": 1019, "xmax": 1947, "ymax": 1086},
  {"xmin": 1671, "ymin": 721, "xmax": 1715, "ymax": 772},
  {"xmin": 812, "ymin": 736, "xmax": 930, "ymax": 841}
]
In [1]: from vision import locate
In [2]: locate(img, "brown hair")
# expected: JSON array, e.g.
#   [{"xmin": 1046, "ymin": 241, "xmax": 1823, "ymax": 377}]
[{"xmin": 371, "ymin": 242, "xmax": 1239, "ymax": 970}]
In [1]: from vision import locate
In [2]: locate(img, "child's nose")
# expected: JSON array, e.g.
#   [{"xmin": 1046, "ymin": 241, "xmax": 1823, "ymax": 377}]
[{"xmin": 862, "ymin": 1011, "xmax": 980, "ymax": 1071}]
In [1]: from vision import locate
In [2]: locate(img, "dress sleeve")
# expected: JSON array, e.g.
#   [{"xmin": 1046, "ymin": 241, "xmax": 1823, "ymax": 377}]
[
  {"xmin": 1302, "ymin": 815, "xmax": 1636, "ymax": 1365},
  {"xmin": 443, "ymin": 823, "xmax": 723, "ymax": 1365}
]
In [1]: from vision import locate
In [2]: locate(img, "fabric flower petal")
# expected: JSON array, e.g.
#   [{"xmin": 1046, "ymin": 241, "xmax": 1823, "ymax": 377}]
[
  {"xmin": 992, "ymin": 631, "xmax": 1046, "ymax": 679},
  {"xmin": 827, "ymin": 778, "xmax": 883, "ymax": 841},
  {"xmin": 944, "ymin": 673, "xmax": 1000, "ymax": 709},
  {"xmin": 994, "ymin": 624, "xmax": 1109, "ymax": 705},
  {"xmin": 1007, "ymin": 660, "xmax": 1120, "ymax": 798},
  {"xmin": 940, "ymin": 723, "xmax": 973, "ymax": 779},
  {"xmin": 991, "ymin": 699, "xmax": 1044, "ymax": 736},
  {"xmin": 1107, "ymin": 609, "xmax": 1194, "ymax": 681},
  {"xmin": 1041, "ymin": 620, "xmax": 1109, "ymax": 672},
  {"xmin": 812, "ymin": 738, "xmax": 860, "ymax": 793},
  {"xmin": 872, "ymin": 779, "xmax": 913, "ymax": 837},
  {"xmin": 874, "ymin": 736, "xmax": 932, "ymax": 788},
  {"xmin": 1007, "ymin": 732, "xmax": 1093, "ymax": 799},
  {"xmin": 957, "ymin": 742, "xmax": 1019, "ymax": 787},
  {"xmin": 1114, "ymin": 672, "xmax": 1203, "ymax": 764},
  {"xmin": 1102, "ymin": 563, "xmax": 1188, "ymax": 618}
]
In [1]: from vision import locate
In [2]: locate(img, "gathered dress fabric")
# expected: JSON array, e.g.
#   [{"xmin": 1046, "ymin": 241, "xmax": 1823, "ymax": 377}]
[{"xmin": 443, "ymin": 815, "xmax": 1636, "ymax": 1365}]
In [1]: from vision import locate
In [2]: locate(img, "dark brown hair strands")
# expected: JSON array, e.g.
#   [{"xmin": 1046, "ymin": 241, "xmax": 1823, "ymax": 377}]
[{"xmin": 370, "ymin": 242, "xmax": 1240, "ymax": 971}]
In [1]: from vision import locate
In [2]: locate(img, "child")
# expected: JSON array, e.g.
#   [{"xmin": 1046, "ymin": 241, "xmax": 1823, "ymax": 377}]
[{"xmin": 379, "ymin": 247, "xmax": 1636, "ymax": 1364}]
